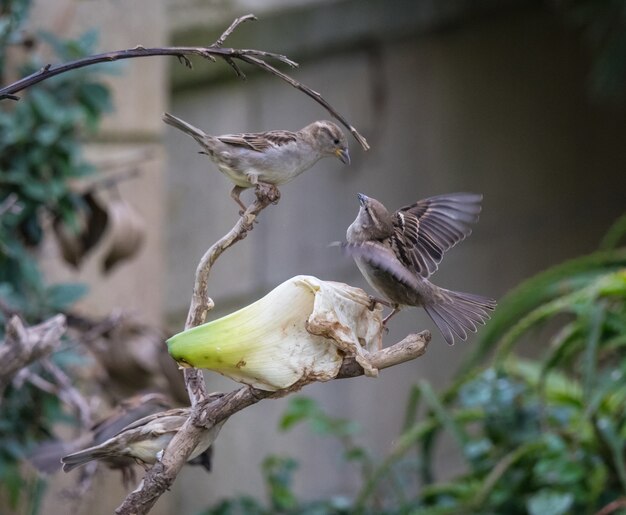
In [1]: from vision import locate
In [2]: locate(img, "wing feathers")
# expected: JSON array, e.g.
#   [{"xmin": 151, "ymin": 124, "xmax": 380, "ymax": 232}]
[
  {"xmin": 217, "ymin": 130, "xmax": 298, "ymax": 152},
  {"xmin": 392, "ymin": 193, "xmax": 483, "ymax": 278}
]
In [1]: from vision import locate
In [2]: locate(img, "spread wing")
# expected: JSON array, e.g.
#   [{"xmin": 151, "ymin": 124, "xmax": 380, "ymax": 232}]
[
  {"xmin": 337, "ymin": 241, "xmax": 421, "ymax": 291},
  {"xmin": 217, "ymin": 130, "xmax": 298, "ymax": 152},
  {"xmin": 391, "ymin": 193, "xmax": 483, "ymax": 278}
]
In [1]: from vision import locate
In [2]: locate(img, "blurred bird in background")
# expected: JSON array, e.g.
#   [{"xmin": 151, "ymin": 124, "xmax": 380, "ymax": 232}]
[
  {"xmin": 60, "ymin": 396, "xmax": 226, "ymax": 479},
  {"xmin": 29, "ymin": 392, "xmax": 218, "ymax": 487}
]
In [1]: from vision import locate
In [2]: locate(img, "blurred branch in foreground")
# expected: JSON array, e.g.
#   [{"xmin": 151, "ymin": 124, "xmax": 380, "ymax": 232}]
[{"xmin": 0, "ymin": 315, "xmax": 66, "ymax": 396}]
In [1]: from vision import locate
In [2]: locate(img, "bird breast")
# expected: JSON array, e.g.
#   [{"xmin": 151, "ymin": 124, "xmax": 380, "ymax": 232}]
[
  {"xmin": 213, "ymin": 142, "xmax": 320, "ymax": 187},
  {"xmin": 354, "ymin": 256, "xmax": 435, "ymax": 307},
  {"xmin": 128, "ymin": 434, "xmax": 174, "ymax": 464}
]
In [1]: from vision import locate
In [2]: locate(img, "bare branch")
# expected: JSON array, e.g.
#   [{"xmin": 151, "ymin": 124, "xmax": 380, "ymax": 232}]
[
  {"xmin": 214, "ymin": 14, "xmax": 257, "ymax": 48},
  {"xmin": 112, "ymin": 185, "xmax": 279, "ymax": 515},
  {"xmin": 0, "ymin": 14, "xmax": 367, "ymax": 150},
  {"xmin": 0, "ymin": 315, "xmax": 67, "ymax": 394}
]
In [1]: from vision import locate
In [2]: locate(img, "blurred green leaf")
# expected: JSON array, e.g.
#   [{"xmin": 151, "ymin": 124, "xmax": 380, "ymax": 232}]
[
  {"xmin": 1, "ymin": 8, "xmax": 111, "ymax": 513},
  {"xmin": 526, "ymin": 490, "xmax": 574, "ymax": 515},
  {"xmin": 44, "ymin": 283, "xmax": 88, "ymax": 310},
  {"xmin": 262, "ymin": 456, "xmax": 299, "ymax": 512}
]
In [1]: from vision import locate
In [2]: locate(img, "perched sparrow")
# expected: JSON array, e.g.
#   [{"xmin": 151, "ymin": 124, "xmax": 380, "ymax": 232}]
[
  {"xmin": 342, "ymin": 193, "xmax": 496, "ymax": 345},
  {"xmin": 61, "ymin": 399, "xmax": 225, "ymax": 473},
  {"xmin": 29, "ymin": 392, "xmax": 172, "ymax": 481},
  {"xmin": 163, "ymin": 112, "xmax": 350, "ymax": 212}
]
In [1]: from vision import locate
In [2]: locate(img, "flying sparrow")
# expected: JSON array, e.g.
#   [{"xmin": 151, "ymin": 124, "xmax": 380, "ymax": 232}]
[
  {"xmin": 163, "ymin": 112, "xmax": 350, "ymax": 212},
  {"xmin": 61, "ymin": 395, "xmax": 225, "ymax": 474},
  {"xmin": 342, "ymin": 193, "xmax": 496, "ymax": 345}
]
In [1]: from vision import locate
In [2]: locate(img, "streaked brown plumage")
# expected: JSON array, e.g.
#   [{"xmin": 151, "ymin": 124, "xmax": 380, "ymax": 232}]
[
  {"xmin": 343, "ymin": 193, "xmax": 496, "ymax": 345},
  {"xmin": 29, "ymin": 392, "xmax": 172, "ymax": 483},
  {"xmin": 61, "ymin": 395, "xmax": 226, "ymax": 474},
  {"xmin": 163, "ymin": 113, "xmax": 350, "ymax": 212}
]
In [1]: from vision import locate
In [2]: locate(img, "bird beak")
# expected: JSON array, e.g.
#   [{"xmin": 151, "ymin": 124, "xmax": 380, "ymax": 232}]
[
  {"xmin": 357, "ymin": 193, "xmax": 368, "ymax": 206},
  {"xmin": 335, "ymin": 148, "xmax": 351, "ymax": 165}
]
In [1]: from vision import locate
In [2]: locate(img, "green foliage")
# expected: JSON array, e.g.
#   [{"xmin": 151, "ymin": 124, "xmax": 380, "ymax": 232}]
[
  {"xmin": 0, "ymin": 2, "xmax": 111, "ymax": 511},
  {"xmin": 200, "ymin": 216, "xmax": 626, "ymax": 514},
  {"xmin": 0, "ymin": 28, "xmax": 112, "ymax": 319}
]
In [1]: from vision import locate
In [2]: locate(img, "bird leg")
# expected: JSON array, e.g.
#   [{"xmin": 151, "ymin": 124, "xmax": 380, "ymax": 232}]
[
  {"xmin": 230, "ymin": 185, "xmax": 249, "ymax": 215},
  {"xmin": 382, "ymin": 305, "xmax": 400, "ymax": 325},
  {"xmin": 255, "ymin": 181, "xmax": 281, "ymax": 205},
  {"xmin": 367, "ymin": 295, "xmax": 394, "ymax": 311}
]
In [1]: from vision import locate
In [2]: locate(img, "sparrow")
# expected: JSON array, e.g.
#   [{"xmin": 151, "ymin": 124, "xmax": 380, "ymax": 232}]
[
  {"xmin": 61, "ymin": 394, "xmax": 225, "ymax": 475},
  {"xmin": 29, "ymin": 392, "xmax": 173, "ymax": 484},
  {"xmin": 163, "ymin": 112, "xmax": 350, "ymax": 212},
  {"xmin": 342, "ymin": 193, "xmax": 496, "ymax": 345}
]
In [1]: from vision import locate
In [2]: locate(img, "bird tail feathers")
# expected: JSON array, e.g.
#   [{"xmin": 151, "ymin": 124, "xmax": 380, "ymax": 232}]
[
  {"xmin": 423, "ymin": 289, "xmax": 496, "ymax": 345},
  {"xmin": 61, "ymin": 444, "xmax": 110, "ymax": 472},
  {"xmin": 28, "ymin": 439, "xmax": 80, "ymax": 474},
  {"xmin": 162, "ymin": 112, "xmax": 208, "ymax": 145}
]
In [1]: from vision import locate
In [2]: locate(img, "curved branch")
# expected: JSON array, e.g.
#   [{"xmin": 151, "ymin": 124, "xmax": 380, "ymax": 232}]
[{"xmin": 0, "ymin": 14, "xmax": 369, "ymax": 151}]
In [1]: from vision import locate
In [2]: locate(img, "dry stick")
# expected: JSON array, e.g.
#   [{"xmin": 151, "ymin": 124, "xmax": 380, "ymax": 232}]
[
  {"xmin": 0, "ymin": 14, "xmax": 369, "ymax": 151},
  {"xmin": 240, "ymin": 54, "xmax": 370, "ymax": 150},
  {"xmin": 182, "ymin": 187, "xmax": 278, "ymax": 405},
  {"xmin": 114, "ymin": 186, "xmax": 277, "ymax": 515}
]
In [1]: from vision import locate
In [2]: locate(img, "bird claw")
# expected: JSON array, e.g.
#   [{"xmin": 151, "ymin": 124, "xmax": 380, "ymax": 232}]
[
  {"xmin": 382, "ymin": 307, "xmax": 400, "ymax": 326},
  {"xmin": 255, "ymin": 182, "xmax": 281, "ymax": 204}
]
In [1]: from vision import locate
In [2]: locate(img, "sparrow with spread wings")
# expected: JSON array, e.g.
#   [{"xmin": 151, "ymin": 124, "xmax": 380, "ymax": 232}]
[
  {"xmin": 342, "ymin": 193, "xmax": 496, "ymax": 345},
  {"xmin": 163, "ymin": 113, "xmax": 350, "ymax": 212}
]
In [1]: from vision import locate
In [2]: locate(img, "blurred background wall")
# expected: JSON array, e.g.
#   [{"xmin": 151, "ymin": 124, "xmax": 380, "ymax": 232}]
[{"xmin": 28, "ymin": 0, "xmax": 626, "ymax": 513}]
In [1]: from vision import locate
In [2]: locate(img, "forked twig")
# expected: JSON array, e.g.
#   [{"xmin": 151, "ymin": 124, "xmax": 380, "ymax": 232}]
[{"xmin": 0, "ymin": 14, "xmax": 369, "ymax": 150}]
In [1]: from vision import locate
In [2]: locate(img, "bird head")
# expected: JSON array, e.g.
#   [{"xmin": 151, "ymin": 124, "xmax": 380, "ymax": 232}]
[
  {"xmin": 309, "ymin": 121, "xmax": 350, "ymax": 164},
  {"xmin": 347, "ymin": 193, "xmax": 394, "ymax": 242}
]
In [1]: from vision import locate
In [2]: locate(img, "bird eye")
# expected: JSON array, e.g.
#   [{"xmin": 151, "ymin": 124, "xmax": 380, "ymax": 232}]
[{"xmin": 333, "ymin": 139, "xmax": 340, "ymax": 145}]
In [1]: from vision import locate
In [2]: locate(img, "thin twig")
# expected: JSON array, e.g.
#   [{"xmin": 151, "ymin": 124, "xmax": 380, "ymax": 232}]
[
  {"xmin": 215, "ymin": 14, "xmax": 256, "ymax": 48},
  {"xmin": 114, "ymin": 186, "xmax": 277, "ymax": 515},
  {"xmin": 240, "ymin": 54, "xmax": 370, "ymax": 150},
  {"xmin": 0, "ymin": 14, "xmax": 368, "ymax": 150},
  {"xmin": 181, "ymin": 186, "xmax": 278, "ymax": 405},
  {"xmin": 596, "ymin": 498, "xmax": 626, "ymax": 515}
]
